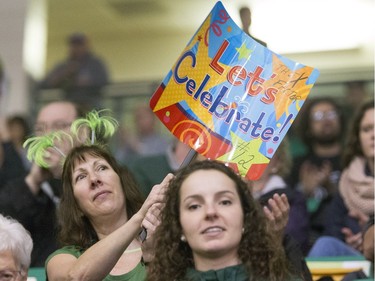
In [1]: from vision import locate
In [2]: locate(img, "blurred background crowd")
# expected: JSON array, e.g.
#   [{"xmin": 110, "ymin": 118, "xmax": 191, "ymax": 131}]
[{"xmin": 0, "ymin": 0, "xmax": 374, "ymax": 279}]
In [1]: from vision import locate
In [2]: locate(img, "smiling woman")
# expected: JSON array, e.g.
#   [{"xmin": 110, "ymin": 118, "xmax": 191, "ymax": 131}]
[
  {"xmin": 45, "ymin": 144, "xmax": 173, "ymax": 281},
  {"xmin": 147, "ymin": 160, "xmax": 303, "ymax": 281}
]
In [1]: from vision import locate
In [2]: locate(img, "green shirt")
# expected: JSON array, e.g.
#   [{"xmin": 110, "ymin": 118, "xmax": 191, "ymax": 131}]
[{"xmin": 46, "ymin": 245, "xmax": 147, "ymax": 281}]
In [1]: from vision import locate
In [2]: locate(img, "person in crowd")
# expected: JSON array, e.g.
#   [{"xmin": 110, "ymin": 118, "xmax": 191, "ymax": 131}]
[
  {"xmin": 342, "ymin": 216, "xmax": 374, "ymax": 281},
  {"xmin": 45, "ymin": 144, "xmax": 173, "ymax": 280},
  {"xmin": 117, "ymin": 104, "xmax": 169, "ymax": 165},
  {"xmin": 0, "ymin": 142, "xmax": 2, "ymax": 174},
  {"xmin": 0, "ymin": 214, "xmax": 33, "ymax": 281},
  {"xmin": 0, "ymin": 58, "xmax": 5, "ymax": 107},
  {"xmin": 239, "ymin": 6, "xmax": 267, "ymax": 47},
  {"xmin": 252, "ymin": 138, "xmax": 309, "ymax": 254},
  {"xmin": 0, "ymin": 115, "xmax": 31, "ymax": 189},
  {"xmin": 362, "ymin": 215, "xmax": 374, "ymax": 263},
  {"xmin": 40, "ymin": 32, "xmax": 109, "ymax": 110},
  {"xmin": 288, "ymin": 97, "xmax": 346, "ymax": 250},
  {"xmin": 0, "ymin": 101, "xmax": 81, "ymax": 267},
  {"xmin": 147, "ymin": 160, "xmax": 304, "ymax": 281},
  {"xmin": 308, "ymin": 99, "xmax": 374, "ymax": 258},
  {"xmin": 342, "ymin": 81, "xmax": 369, "ymax": 122},
  {"xmin": 128, "ymin": 139, "xmax": 191, "ymax": 197},
  {"xmin": 130, "ymin": 140, "xmax": 312, "ymax": 279}
]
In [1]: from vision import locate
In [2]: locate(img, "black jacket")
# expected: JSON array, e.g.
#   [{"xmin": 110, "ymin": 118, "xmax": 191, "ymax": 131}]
[{"xmin": 0, "ymin": 178, "xmax": 61, "ymax": 267}]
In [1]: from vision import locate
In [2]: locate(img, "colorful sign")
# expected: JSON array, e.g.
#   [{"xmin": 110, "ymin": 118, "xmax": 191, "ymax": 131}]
[{"xmin": 150, "ymin": 1, "xmax": 320, "ymax": 180}]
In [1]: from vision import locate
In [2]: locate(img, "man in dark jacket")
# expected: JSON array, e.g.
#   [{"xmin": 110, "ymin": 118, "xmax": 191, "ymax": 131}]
[{"xmin": 0, "ymin": 101, "xmax": 81, "ymax": 267}]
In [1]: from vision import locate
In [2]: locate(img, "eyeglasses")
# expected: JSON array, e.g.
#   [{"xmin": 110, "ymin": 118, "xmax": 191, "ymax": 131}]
[
  {"xmin": 311, "ymin": 110, "xmax": 338, "ymax": 121},
  {"xmin": 34, "ymin": 121, "xmax": 72, "ymax": 135},
  {"xmin": 0, "ymin": 270, "xmax": 21, "ymax": 281}
]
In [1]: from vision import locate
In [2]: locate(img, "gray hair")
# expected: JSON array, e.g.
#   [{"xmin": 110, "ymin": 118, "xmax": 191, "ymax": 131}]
[{"xmin": 0, "ymin": 214, "xmax": 33, "ymax": 275}]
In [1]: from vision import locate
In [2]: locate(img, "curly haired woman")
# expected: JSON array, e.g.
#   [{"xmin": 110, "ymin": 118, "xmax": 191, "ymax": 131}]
[{"xmin": 147, "ymin": 160, "xmax": 303, "ymax": 281}]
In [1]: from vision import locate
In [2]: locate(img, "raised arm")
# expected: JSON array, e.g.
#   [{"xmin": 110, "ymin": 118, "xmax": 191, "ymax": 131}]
[{"xmin": 46, "ymin": 173, "xmax": 173, "ymax": 281}]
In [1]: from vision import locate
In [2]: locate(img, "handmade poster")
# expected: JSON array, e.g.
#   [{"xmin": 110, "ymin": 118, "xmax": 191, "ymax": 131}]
[{"xmin": 150, "ymin": 1, "xmax": 320, "ymax": 180}]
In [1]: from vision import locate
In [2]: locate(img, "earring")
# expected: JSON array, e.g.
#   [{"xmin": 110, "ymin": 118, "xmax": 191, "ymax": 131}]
[
  {"xmin": 242, "ymin": 227, "xmax": 245, "ymax": 234},
  {"xmin": 271, "ymin": 167, "xmax": 279, "ymax": 174},
  {"xmin": 181, "ymin": 234, "xmax": 186, "ymax": 242}
]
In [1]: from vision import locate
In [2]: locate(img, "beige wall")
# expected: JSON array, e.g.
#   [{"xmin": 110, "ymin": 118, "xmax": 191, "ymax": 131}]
[
  {"xmin": 46, "ymin": 30, "xmax": 374, "ymax": 85},
  {"xmin": 0, "ymin": 1, "xmax": 28, "ymax": 116},
  {"xmin": 44, "ymin": 0, "xmax": 374, "ymax": 84},
  {"xmin": 1, "ymin": 0, "xmax": 374, "ymax": 115}
]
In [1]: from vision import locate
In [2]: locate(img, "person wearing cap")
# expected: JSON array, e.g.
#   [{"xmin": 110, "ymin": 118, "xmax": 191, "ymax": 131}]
[{"xmin": 40, "ymin": 32, "xmax": 109, "ymax": 110}]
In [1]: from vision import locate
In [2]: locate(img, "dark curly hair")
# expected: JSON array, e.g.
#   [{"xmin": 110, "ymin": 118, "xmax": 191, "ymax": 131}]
[
  {"xmin": 296, "ymin": 97, "xmax": 345, "ymax": 150},
  {"xmin": 57, "ymin": 144, "xmax": 144, "ymax": 249},
  {"xmin": 341, "ymin": 99, "xmax": 374, "ymax": 169},
  {"xmin": 147, "ymin": 160, "xmax": 293, "ymax": 281}
]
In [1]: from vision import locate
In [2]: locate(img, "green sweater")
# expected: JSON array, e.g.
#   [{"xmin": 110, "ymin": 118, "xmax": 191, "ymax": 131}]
[
  {"xmin": 185, "ymin": 264, "xmax": 304, "ymax": 281},
  {"xmin": 46, "ymin": 245, "xmax": 147, "ymax": 281}
]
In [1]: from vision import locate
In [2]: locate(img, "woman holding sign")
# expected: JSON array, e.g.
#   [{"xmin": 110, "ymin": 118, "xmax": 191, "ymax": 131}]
[
  {"xmin": 45, "ymin": 144, "xmax": 172, "ymax": 281},
  {"xmin": 147, "ymin": 160, "xmax": 303, "ymax": 281}
]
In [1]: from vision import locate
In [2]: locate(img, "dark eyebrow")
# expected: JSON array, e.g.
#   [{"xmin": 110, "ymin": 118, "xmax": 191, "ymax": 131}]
[{"xmin": 182, "ymin": 190, "xmax": 235, "ymax": 203}]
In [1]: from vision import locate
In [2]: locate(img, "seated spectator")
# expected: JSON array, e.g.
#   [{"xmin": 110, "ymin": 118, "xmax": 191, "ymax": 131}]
[
  {"xmin": 128, "ymin": 139, "xmax": 191, "ymax": 197},
  {"xmin": 116, "ymin": 104, "xmax": 169, "ymax": 165},
  {"xmin": 288, "ymin": 97, "xmax": 346, "ymax": 250},
  {"xmin": 310, "ymin": 216, "xmax": 374, "ymax": 281},
  {"xmin": 0, "ymin": 213, "xmax": 33, "ymax": 281},
  {"xmin": 0, "ymin": 115, "xmax": 31, "ymax": 189},
  {"xmin": 252, "ymin": 138, "xmax": 309, "ymax": 254},
  {"xmin": 362, "ymin": 216, "xmax": 374, "ymax": 263},
  {"xmin": 0, "ymin": 101, "xmax": 81, "ymax": 267},
  {"xmin": 147, "ymin": 160, "xmax": 304, "ymax": 281},
  {"xmin": 342, "ymin": 81, "xmax": 369, "ymax": 123},
  {"xmin": 309, "ymin": 99, "xmax": 374, "ymax": 258}
]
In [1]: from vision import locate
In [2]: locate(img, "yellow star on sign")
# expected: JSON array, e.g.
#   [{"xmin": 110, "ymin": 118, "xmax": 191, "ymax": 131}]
[
  {"xmin": 216, "ymin": 132, "xmax": 269, "ymax": 176},
  {"xmin": 262, "ymin": 54, "xmax": 314, "ymax": 119},
  {"xmin": 236, "ymin": 43, "xmax": 253, "ymax": 60}
]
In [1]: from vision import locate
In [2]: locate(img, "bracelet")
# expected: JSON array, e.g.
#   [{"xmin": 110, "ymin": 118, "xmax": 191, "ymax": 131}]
[{"xmin": 138, "ymin": 227, "xmax": 147, "ymax": 242}]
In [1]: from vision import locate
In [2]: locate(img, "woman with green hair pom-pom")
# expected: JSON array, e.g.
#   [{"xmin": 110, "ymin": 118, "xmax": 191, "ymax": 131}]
[
  {"xmin": 42, "ymin": 109, "xmax": 172, "ymax": 281},
  {"xmin": 45, "ymin": 144, "xmax": 174, "ymax": 281}
]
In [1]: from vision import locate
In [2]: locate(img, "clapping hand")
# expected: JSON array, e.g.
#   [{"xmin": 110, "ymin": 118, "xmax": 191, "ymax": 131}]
[{"xmin": 263, "ymin": 193, "xmax": 290, "ymax": 237}]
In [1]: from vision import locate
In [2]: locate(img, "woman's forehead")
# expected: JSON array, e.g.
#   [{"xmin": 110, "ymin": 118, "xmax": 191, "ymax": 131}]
[
  {"xmin": 71, "ymin": 152, "xmax": 105, "ymax": 168},
  {"xmin": 180, "ymin": 169, "xmax": 237, "ymax": 196}
]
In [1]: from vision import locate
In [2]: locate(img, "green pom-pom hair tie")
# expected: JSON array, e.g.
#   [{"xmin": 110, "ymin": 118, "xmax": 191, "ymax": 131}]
[
  {"xmin": 70, "ymin": 109, "xmax": 119, "ymax": 145},
  {"xmin": 23, "ymin": 131, "xmax": 73, "ymax": 168},
  {"xmin": 23, "ymin": 109, "xmax": 119, "ymax": 168}
]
